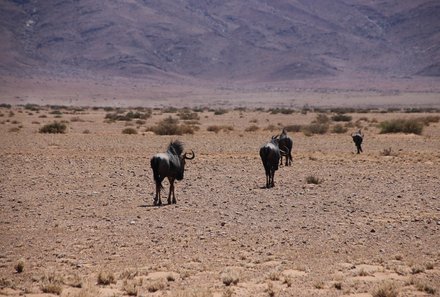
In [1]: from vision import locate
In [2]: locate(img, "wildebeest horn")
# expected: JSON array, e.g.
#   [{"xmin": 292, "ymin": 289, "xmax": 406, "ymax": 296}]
[{"xmin": 184, "ymin": 150, "xmax": 195, "ymax": 160}]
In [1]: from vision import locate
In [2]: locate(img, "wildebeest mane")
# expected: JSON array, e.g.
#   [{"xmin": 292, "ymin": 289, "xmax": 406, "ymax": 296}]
[{"xmin": 167, "ymin": 140, "xmax": 184, "ymax": 156}]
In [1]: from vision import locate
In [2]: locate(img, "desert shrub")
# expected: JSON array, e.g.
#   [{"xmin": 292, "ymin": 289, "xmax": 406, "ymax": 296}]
[
  {"xmin": 135, "ymin": 119, "xmax": 146, "ymax": 125},
  {"xmin": 39, "ymin": 122, "xmax": 67, "ymax": 134},
  {"xmin": 147, "ymin": 117, "xmax": 194, "ymax": 135},
  {"xmin": 372, "ymin": 282, "xmax": 398, "ymax": 297},
  {"xmin": 97, "ymin": 271, "xmax": 115, "ymax": 285},
  {"xmin": 0, "ymin": 103, "xmax": 11, "ymax": 108},
  {"xmin": 50, "ymin": 110, "xmax": 63, "ymax": 115},
  {"xmin": 213, "ymin": 109, "xmax": 228, "ymax": 115},
  {"xmin": 146, "ymin": 279, "xmax": 166, "ymax": 292},
  {"xmin": 264, "ymin": 124, "xmax": 278, "ymax": 132},
  {"xmin": 70, "ymin": 117, "xmax": 84, "ymax": 122},
  {"xmin": 269, "ymin": 108, "xmax": 294, "ymax": 114},
  {"xmin": 171, "ymin": 288, "xmax": 213, "ymax": 297},
  {"xmin": 306, "ymin": 175, "xmax": 323, "ymax": 184},
  {"xmin": 380, "ymin": 147, "xmax": 395, "ymax": 156},
  {"xmin": 123, "ymin": 279, "xmax": 143, "ymax": 296},
  {"xmin": 105, "ymin": 110, "xmax": 151, "ymax": 122},
  {"xmin": 178, "ymin": 109, "xmax": 200, "ymax": 120},
  {"xmin": 302, "ymin": 123, "xmax": 328, "ymax": 136},
  {"xmin": 331, "ymin": 113, "xmax": 352, "ymax": 122},
  {"xmin": 24, "ymin": 104, "xmax": 40, "ymax": 111},
  {"xmin": 244, "ymin": 125, "xmax": 259, "ymax": 132},
  {"xmin": 221, "ymin": 270, "xmax": 239, "ymax": 286},
  {"xmin": 207, "ymin": 125, "xmax": 233, "ymax": 133},
  {"xmin": 416, "ymin": 115, "xmax": 440, "ymax": 126},
  {"xmin": 9, "ymin": 127, "xmax": 21, "ymax": 133},
  {"xmin": 379, "ymin": 119, "xmax": 424, "ymax": 135},
  {"xmin": 14, "ymin": 259, "xmax": 24, "ymax": 273},
  {"xmin": 122, "ymin": 128, "xmax": 138, "ymax": 134},
  {"xmin": 41, "ymin": 273, "xmax": 64, "ymax": 295},
  {"xmin": 314, "ymin": 114, "xmax": 330, "ymax": 124},
  {"xmin": 332, "ymin": 124, "xmax": 348, "ymax": 134},
  {"xmin": 163, "ymin": 107, "xmax": 178, "ymax": 113},
  {"xmin": 284, "ymin": 124, "xmax": 302, "ymax": 132}
]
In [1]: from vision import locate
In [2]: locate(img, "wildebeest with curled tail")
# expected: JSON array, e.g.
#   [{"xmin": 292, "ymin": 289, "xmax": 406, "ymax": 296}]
[
  {"xmin": 278, "ymin": 128, "xmax": 293, "ymax": 166},
  {"xmin": 352, "ymin": 129, "xmax": 364, "ymax": 154},
  {"xmin": 150, "ymin": 140, "xmax": 195, "ymax": 206},
  {"xmin": 260, "ymin": 136, "xmax": 284, "ymax": 188}
]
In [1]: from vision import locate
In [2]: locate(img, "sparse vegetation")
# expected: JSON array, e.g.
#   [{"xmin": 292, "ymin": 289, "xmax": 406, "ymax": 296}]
[
  {"xmin": 39, "ymin": 122, "xmax": 67, "ymax": 134},
  {"xmin": 306, "ymin": 175, "xmax": 323, "ymax": 184},
  {"xmin": 41, "ymin": 273, "xmax": 64, "ymax": 295},
  {"xmin": 284, "ymin": 124, "xmax": 302, "ymax": 132},
  {"xmin": 14, "ymin": 259, "xmax": 24, "ymax": 273},
  {"xmin": 379, "ymin": 119, "xmax": 424, "ymax": 135},
  {"xmin": 122, "ymin": 127, "xmax": 138, "ymax": 134},
  {"xmin": 146, "ymin": 279, "xmax": 166, "ymax": 292},
  {"xmin": 244, "ymin": 125, "xmax": 259, "ymax": 132},
  {"xmin": 314, "ymin": 114, "xmax": 330, "ymax": 124},
  {"xmin": 332, "ymin": 124, "xmax": 348, "ymax": 134},
  {"xmin": 221, "ymin": 269, "xmax": 239, "ymax": 286},
  {"xmin": 331, "ymin": 113, "xmax": 352, "ymax": 122},
  {"xmin": 372, "ymin": 282, "xmax": 398, "ymax": 297},
  {"xmin": 213, "ymin": 109, "xmax": 228, "ymax": 115},
  {"xmin": 269, "ymin": 108, "xmax": 295, "ymax": 114},
  {"xmin": 380, "ymin": 147, "xmax": 396, "ymax": 156},
  {"xmin": 146, "ymin": 116, "xmax": 195, "ymax": 135},
  {"xmin": 302, "ymin": 123, "xmax": 329, "ymax": 136},
  {"xmin": 97, "ymin": 270, "xmax": 115, "ymax": 285},
  {"xmin": 178, "ymin": 109, "xmax": 200, "ymax": 120},
  {"xmin": 105, "ymin": 110, "xmax": 152, "ymax": 122},
  {"xmin": 207, "ymin": 125, "xmax": 234, "ymax": 133}
]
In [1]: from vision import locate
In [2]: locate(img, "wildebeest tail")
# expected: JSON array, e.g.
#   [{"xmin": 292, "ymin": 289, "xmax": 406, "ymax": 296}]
[{"xmin": 150, "ymin": 156, "xmax": 163, "ymax": 188}]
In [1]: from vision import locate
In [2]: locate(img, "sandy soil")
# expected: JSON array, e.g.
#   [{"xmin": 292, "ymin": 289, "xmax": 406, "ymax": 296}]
[{"xmin": 0, "ymin": 106, "xmax": 439, "ymax": 297}]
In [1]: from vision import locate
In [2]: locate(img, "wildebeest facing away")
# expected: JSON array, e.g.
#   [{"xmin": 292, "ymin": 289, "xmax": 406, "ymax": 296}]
[
  {"xmin": 260, "ymin": 136, "xmax": 283, "ymax": 188},
  {"xmin": 352, "ymin": 129, "xmax": 364, "ymax": 154},
  {"xmin": 150, "ymin": 140, "xmax": 195, "ymax": 205},
  {"xmin": 278, "ymin": 128, "xmax": 293, "ymax": 166}
]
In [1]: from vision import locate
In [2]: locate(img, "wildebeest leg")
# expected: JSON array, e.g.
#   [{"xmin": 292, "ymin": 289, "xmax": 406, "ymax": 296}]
[
  {"xmin": 270, "ymin": 169, "xmax": 275, "ymax": 188},
  {"xmin": 154, "ymin": 180, "xmax": 162, "ymax": 206},
  {"xmin": 167, "ymin": 177, "xmax": 176, "ymax": 204}
]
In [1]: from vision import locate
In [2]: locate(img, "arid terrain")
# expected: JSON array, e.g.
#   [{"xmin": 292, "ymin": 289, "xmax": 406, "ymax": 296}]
[{"xmin": 0, "ymin": 104, "xmax": 439, "ymax": 297}]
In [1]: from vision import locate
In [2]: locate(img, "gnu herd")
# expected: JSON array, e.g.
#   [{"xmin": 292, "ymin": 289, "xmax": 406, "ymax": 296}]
[{"xmin": 150, "ymin": 128, "xmax": 363, "ymax": 206}]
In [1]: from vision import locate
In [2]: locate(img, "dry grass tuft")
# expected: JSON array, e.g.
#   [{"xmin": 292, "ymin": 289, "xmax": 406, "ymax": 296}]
[
  {"xmin": 207, "ymin": 125, "xmax": 234, "ymax": 133},
  {"xmin": 14, "ymin": 259, "xmax": 24, "ymax": 273},
  {"xmin": 171, "ymin": 288, "xmax": 213, "ymax": 297},
  {"xmin": 379, "ymin": 119, "xmax": 424, "ymax": 135},
  {"xmin": 244, "ymin": 125, "xmax": 259, "ymax": 132},
  {"xmin": 39, "ymin": 122, "xmax": 67, "ymax": 134},
  {"xmin": 306, "ymin": 175, "xmax": 323, "ymax": 185},
  {"xmin": 40, "ymin": 272, "xmax": 64, "ymax": 295},
  {"xmin": 146, "ymin": 279, "xmax": 167, "ymax": 292},
  {"xmin": 97, "ymin": 270, "xmax": 116, "ymax": 285},
  {"xmin": 221, "ymin": 269, "xmax": 239, "ymax": 286},
  {"xmin": 372, "ymin": 282, "xmax": 398, "ymax": 297},
  {"xmin": 122, "ymin": 127, "xmax": 138, "ymax": 134}
]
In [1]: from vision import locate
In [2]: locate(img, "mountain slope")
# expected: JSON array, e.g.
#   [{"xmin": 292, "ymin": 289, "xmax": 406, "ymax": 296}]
[{"xmin": 1, "ymin": 0, "xmax": 439, "ymax": 82}]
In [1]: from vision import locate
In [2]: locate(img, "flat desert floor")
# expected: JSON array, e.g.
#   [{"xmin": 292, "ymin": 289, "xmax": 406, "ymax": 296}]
[{"xmin": 1, "ymin": 106, "xmax": 439, "ymax": 297}]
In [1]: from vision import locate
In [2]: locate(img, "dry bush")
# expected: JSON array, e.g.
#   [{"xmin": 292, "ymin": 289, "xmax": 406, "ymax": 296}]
[
  {"xmin": 40, "ymin": 273, "xmax": 64, "ymax": 295},
  {"xmin": 147, "ymin": 116, "xmax": 194, "ymax": 135},
  {"xmin": 70, "ymin": 117, "xmax": 85, "ymax": 122},
  {"xmin": 284, "ymin": 124, "xmax": 302, "ymax": 133},
  {"xmin": 372, "ymin": 282, "xmax": 398, "ymax": 297},
  {"xmin": 39, "ymin": 122, "xmax": 67, "ymax": 133},
  {"xmin": 178, "ymin": 109, "xmax": 200, "ymax": 120},
  {"xmin": 74, "ymin": 284, "xmax": 100, "ymax": 297},
  {"xmin": 14, "ymin": 259, "xmax": 25, "ymax": 273},
  {"xmin": 207, "ymin": 125, "xmax": 233, "ymax": 133},
  {"xmin": 380, "ymin": 147, "xmax": 396, "ymax": 156},
  {"xmin": 105, "ymin": 110, "xmax": 151, "ymax": 122},
  {"xmin": 244, "ymin": 125, "xmax": 259, "ymax": 132},
  {"xmin": 314, "ymin": 113, "xmax": 330, "ymax": 124},
  {"xmin": 269, "ymin": 108, "xmax": 295, "ymax": 114},
  {"xmin": 213, "ymin": 109, "xmax": 228, "ymax": 115},
  {"xmin": 97, "ymin": 270, "xmax": 115, "ymax": 285},
  {"xmin": 332, "ymin": 124, "xmax": 348, "ymax": 134},
  {"xmin": 264, "ymin": 124, "xmax": 279, "ymax": 132},
  {"xmin": 306, "ymin": 175, "xmax": 323, "ymax": 185},
  {"xmin": 123, "ymin": 278, "xmax": 143, "ymax": 296},
  {"xmin": 266, "ymin": 282, "xmax": 276, "ymax": 297},
  {"xmin": 379, "ymin": 119, "xmax": 424, "ymax": 135},
  {"xmin": 331, "ymin": 113, "xmax": 352, "ymax": 122},
  {"xmin": 221, "ymin": 269, "xmax": 239, "ymax": 286},
  {"xmin": 9, "ymin": 127, "xmax": 21, "ymax": 133},
  {"xmin": 410, "ymin": 279, "xmax": 437, "ymax": 295},
  {"xmin": 302, "ymin": 123, "xmax": 329, "ymax": 136},
  {"xmin": 411, "ymin": 265, "xmax": 425, "ymax": 274},
  {"xmin": 146, "ymin": 279, "xmax": 166, "ymax": 292},
  {"xmin": 171, "ymin": 288, "xmax": 213, "ymax": 297},
  {"xmin": 122, "ymin": 128, "xmax": 138, "ymax": 134}
]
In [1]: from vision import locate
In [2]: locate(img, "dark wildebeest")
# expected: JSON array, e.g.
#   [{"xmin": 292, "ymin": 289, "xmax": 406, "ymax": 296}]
[
  {"xmin": 278, "ymin": 128, "xmax": 293, "ymax": 166},
  {"xmin": 260, "ymin": 136, "xmax": 283, "ymax": 188},
  {"xmin": 352, "ymin": 129, "xmax": 364, "ymax": 154},
  {"xmin": 150, "ymin": 140, "xmax": 195, "ymax": 206}
]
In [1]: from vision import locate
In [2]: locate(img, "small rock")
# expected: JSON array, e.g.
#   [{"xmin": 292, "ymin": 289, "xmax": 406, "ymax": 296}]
[{"xmin": 130, "ymin": 220, "xmax": 136, "ymax": 225}]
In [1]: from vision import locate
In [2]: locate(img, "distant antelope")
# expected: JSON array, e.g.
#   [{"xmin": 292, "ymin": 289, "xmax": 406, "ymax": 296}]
[
  {"xmin": 150, "ymin": 140, "xmax": 195, "ymax": 205},
  {"xmin": 352, "ymin": 129, "xmax": 364, "ymax": 154},
  {"xmin": 260, "ymin": 136, "xmax": 285, "ymax": 188},
  {"xmin": 278, "ymin": 128, "xmax": 293, "ymax": 166}
]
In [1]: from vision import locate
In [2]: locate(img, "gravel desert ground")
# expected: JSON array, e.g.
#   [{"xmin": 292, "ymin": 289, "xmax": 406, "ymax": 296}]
[{"xmin": 1, "ymin": 105, "xmax": 439, "ymax": 297}]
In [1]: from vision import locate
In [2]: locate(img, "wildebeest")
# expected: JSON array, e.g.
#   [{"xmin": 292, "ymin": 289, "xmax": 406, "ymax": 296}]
[
  {"xmin": 260, "ymin": 136, "xmax": 283, "ymax": 188},
  {"xmin": 150, "ymin": 140, "xmax": 195, "ymax": 206},
  {"xmin": 278, "ymin": 128, "xmax": 293, "ymax": 166},
  {"xmin": 352, "ymin": 129, "xmax": 364, "ymax": 154}
]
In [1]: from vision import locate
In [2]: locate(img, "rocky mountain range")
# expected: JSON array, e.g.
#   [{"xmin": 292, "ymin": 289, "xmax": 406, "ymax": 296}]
[{"xmin": 1, "ymin": 0, "xmax": 439, "ymax": 84}]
